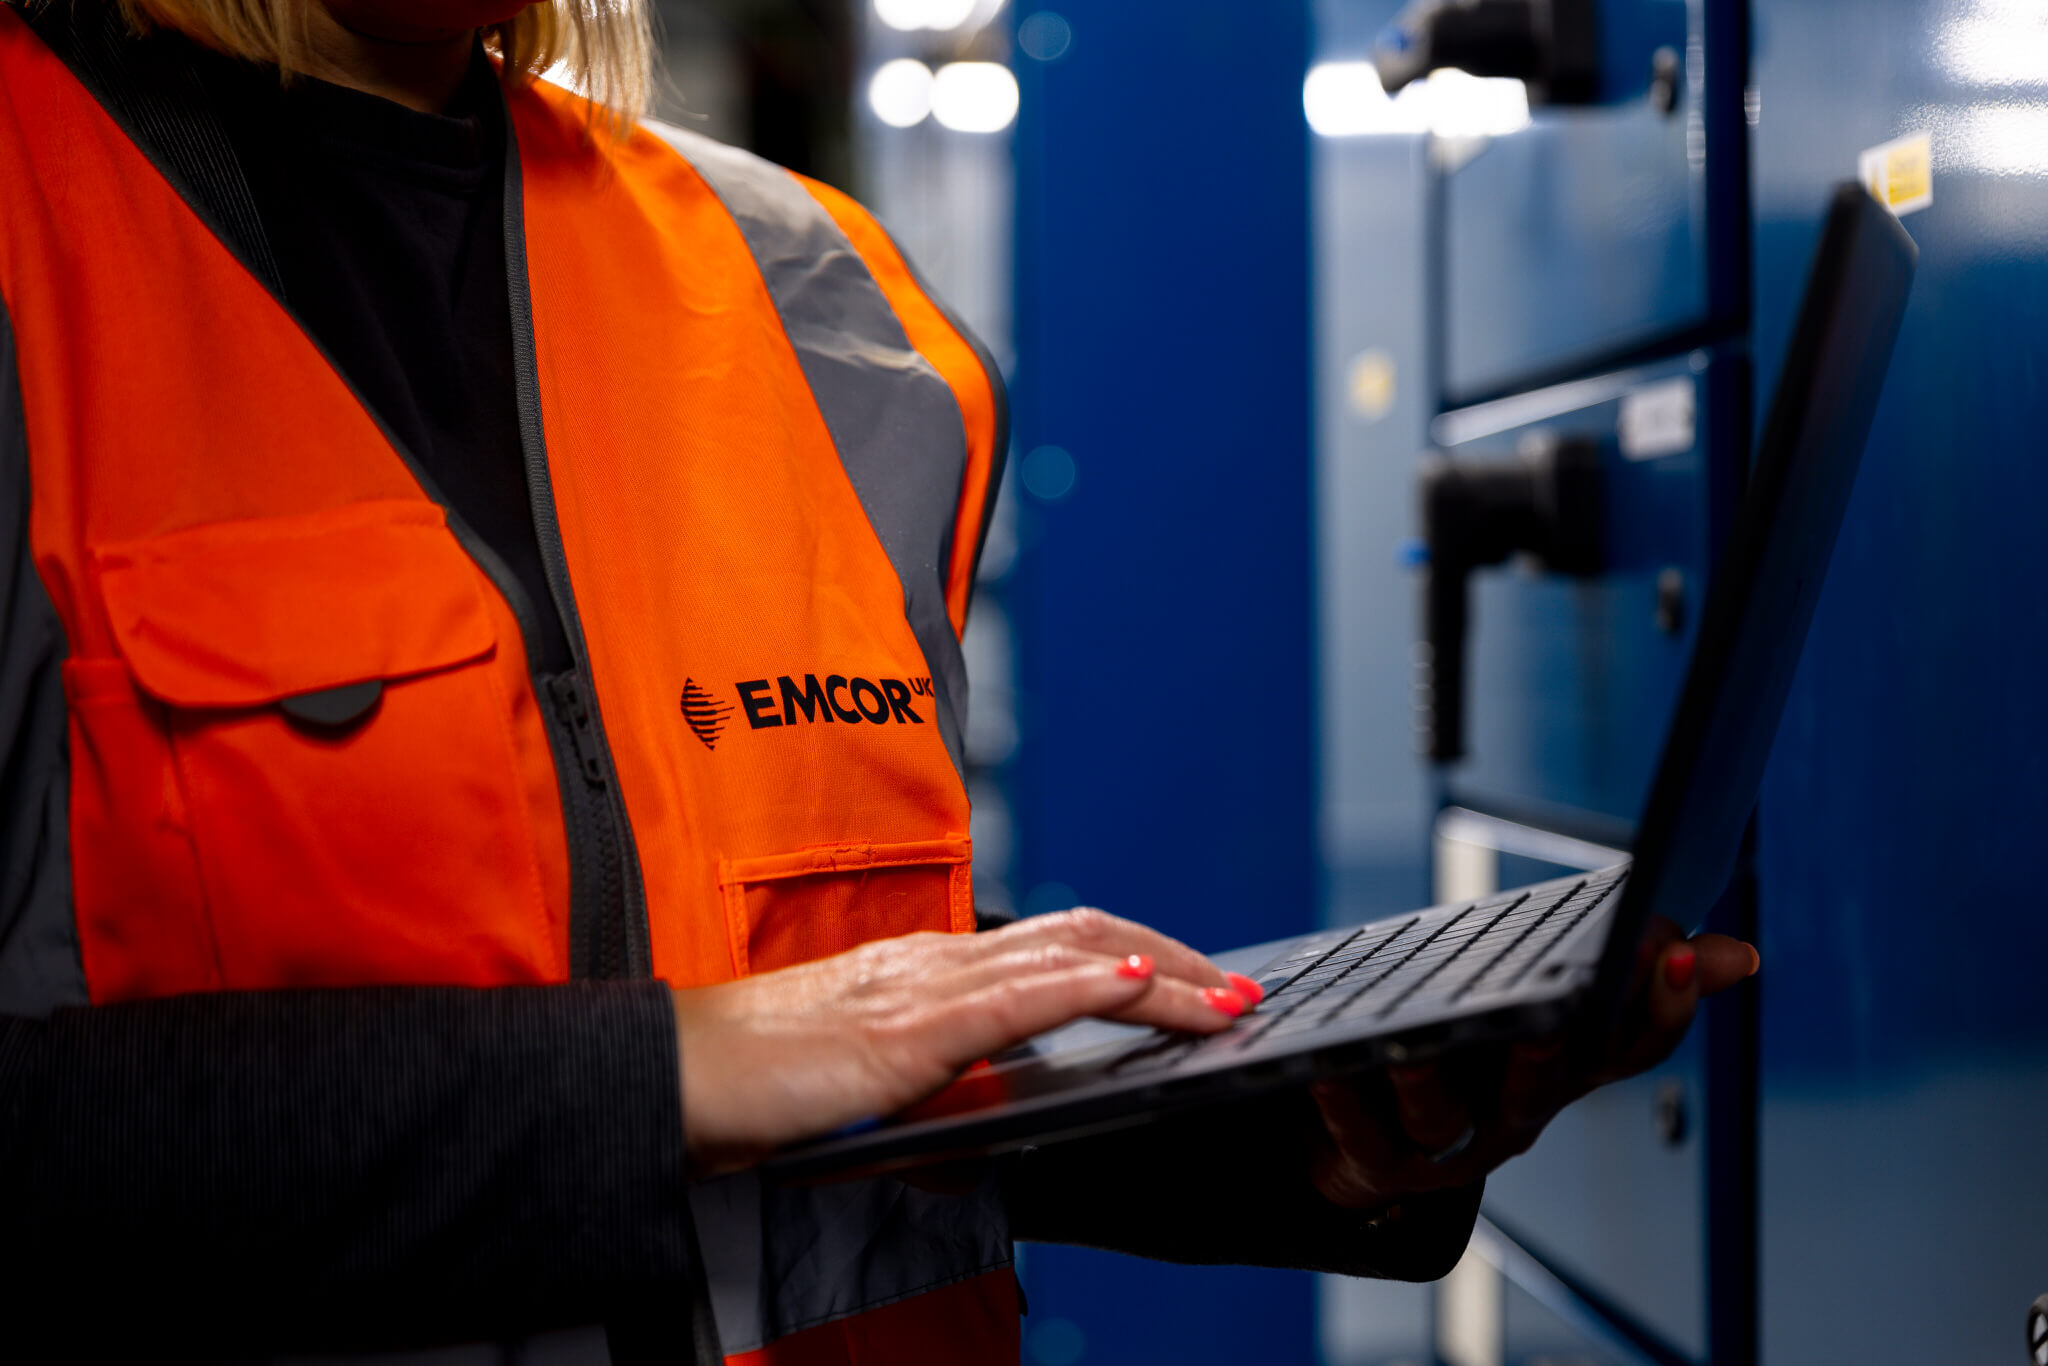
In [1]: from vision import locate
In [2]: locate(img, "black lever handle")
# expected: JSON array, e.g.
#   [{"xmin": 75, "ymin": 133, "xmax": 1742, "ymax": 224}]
[
  {"xmin": 1415, "ymin": 434, "xmax": 1603, "ymax": 762},
  {"xmin": 1375, "ymin": 0, "xmax": 1601, "ymax": 106}
]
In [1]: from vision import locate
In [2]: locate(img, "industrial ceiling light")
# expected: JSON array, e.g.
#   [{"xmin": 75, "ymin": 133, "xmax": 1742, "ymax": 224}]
[
  {"xmin": 1303, "ymin": 61, "xmax": 1529, "ymax": 138},
  {"xmin": 932, "ymin": 62, "xmax": 1019, "ymax": 133},
  {"xmin": 1303, "ymin": 61, "xmax": 1398, "ymax": 136},
  {"xmin": 869, "ymin": 58, "xmax": 936, "ymax": 127},
  {"xmin": 875, "ymin": 0, "xmax": 981, "ymax": 33}
]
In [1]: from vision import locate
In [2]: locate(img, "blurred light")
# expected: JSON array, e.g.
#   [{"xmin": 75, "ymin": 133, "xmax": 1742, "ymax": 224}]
[
  {"xmin": 1020, "ymin": 445, "xmax": 1075, "ymax": 500},
  {"xmin": 868, "ymin": 59, "xmax": 935, "ymax": 128},
  {"xmin": 1937, "ymin": 0, "xmax": 2048, "ymax": 89},
  {"xmin": 932, "ymin": 62, "xmax": 1020, "ymax": 133},
  {"xmin": 875, "ymin": 0, "xmax": 979, "ymax": 33},
  {"xmin": 1948, "ymin": 102, "xmax": 2048, "ymax": 175},
  {"xmin": 1303, "ymin": 61, "xmax": 1529, "ymax": 139},
  {"xmin": 1419, "ymin": 68, "xmax": 1531, "ymax": 139},
  {"xmin": 1017, "ymin": 10, "xmax": 1072, "ymax": 62},
  {"xmin": 1304, "ymin": 61, "xmax": 1398, "ymax": 136}
]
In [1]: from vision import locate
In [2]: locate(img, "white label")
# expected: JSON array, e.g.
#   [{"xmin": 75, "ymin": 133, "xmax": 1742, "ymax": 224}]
[
  {"xmin": 1619, "ymin": 376, "xmax": 1697, "ymax": 460},
  {"xmin": 1859, "ymin": 131, "xmax": 1933, "ymax": 217}
]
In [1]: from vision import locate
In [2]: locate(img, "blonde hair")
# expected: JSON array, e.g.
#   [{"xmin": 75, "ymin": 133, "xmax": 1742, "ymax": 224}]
[{"xmin": 115, "ymin": 0, "xmax": 653, "ymax": 130}]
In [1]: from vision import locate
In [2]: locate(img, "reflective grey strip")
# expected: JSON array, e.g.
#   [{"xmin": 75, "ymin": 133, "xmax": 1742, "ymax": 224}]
[
  {"xmin": 647, "ymin": 123, "xmax": 973, "ymax": 782},
  {"xmin": 0, "ymin": 297, "xmax": 88, "ymax": 1017},
  {"xmin": 690, "ymin": 1168, "xmax": 1011, "ymax": 1355}
]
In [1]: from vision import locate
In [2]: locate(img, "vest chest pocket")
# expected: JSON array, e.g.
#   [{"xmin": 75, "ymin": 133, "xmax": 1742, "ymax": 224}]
[
  {"xmin": 77, "ymin": 501, "xmax": 559, "ymax": 996},
  {"xmin": 718, "ymin": 837, "xmax": 976, "ymax": 977}
]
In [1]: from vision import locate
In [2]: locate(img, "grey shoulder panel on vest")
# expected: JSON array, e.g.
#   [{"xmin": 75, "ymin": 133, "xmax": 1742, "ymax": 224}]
[
  {"xmin": 0, "ymin": 297, "xmax": 88, "ymax": 1017},
  {"xmin": 862, "ymin": 222, "xmax": 1013, "ymax": 601},
  {"xmin": 644, "ymin": 122, "xmax": 972, "ymax": 781}
]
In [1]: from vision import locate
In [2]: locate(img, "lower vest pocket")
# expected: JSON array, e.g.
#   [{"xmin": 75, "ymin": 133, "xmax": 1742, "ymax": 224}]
[
  {"xmin": 718, "ymin": 837, "xmax": 975, "ymax": 977},
  {"xmin": 78, "ymin": 502, "xmax": 559, "ymax": 994}
]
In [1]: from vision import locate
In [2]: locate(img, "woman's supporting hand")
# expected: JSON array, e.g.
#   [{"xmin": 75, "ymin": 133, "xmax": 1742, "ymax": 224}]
[
  {"xmin": 1306, "ymin": 918, "xmax": 1759, "ymax": 1210},
  {"xmin": 672, "ymin": 910, "xmax": 1256, "ymax": 1174}
]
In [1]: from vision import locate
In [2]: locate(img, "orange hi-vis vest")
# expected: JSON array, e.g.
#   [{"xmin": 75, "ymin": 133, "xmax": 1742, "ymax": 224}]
[{"xmin": 0, "ymin": 5, "xmax": 1015, "ymax": 1360}]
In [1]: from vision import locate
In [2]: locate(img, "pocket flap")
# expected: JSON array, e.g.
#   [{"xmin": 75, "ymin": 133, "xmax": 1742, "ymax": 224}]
[
  {"xmin": 717, "ymin": 837, "xmax": 976, "ymax": 977},
  {"xmin": 718, "ymin": 837, "xmax": 974, "ymax": 887},
  {"xmin": 94, "ymin": 501, "xmax": 496, "ymax": 708}
]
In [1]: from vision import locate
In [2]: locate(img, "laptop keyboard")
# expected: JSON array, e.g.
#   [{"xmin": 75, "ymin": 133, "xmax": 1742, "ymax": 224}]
[{"xmin": 1109, "ymin": 866, "xmax": 1627, "ymax": 1077}]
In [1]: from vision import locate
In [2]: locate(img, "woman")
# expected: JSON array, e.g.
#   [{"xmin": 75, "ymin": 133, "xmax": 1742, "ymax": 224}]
[{"xmin": 0, "ymin": 0, "xmax": 1756, "ymax": 1359}]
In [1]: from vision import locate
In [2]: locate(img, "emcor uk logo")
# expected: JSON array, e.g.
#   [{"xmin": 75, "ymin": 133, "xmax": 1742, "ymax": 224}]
[{"xmin": 682, "ymin": 674, "xmax": 933, "ymax": 750}]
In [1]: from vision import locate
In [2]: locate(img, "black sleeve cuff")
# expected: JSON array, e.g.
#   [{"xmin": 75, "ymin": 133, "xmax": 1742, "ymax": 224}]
[{"xmin": 0, "ymin": 981, "xmax": 694, "ymax": 1356}]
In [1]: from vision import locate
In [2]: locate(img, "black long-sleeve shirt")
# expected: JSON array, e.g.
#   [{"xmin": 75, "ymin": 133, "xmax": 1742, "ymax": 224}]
[{"xmin": 0, "ymin": 12, "xmax": 1477, "ymax": 1359}]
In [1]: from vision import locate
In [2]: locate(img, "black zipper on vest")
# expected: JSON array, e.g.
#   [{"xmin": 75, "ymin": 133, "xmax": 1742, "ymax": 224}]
[
  {"xmin": 545, "ymin": 671, "xmax": 638, "ymax": 979},
  {"xmin": 500, "ymin": 112, "xmax": 653, "ymax": 984}
]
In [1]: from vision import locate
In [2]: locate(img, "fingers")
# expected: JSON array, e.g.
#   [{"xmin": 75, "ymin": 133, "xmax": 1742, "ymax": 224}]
[
  {"xmin": 1104, "ymin": 977, "xmax": 1251, "ymax": 1031},
  {"xmin": 1387, "ymin": 1061, "xmax": 1474, "ymax": 1159},
  {"xmin": 934, "ymin": 943, "xmax": 1246, "ymax": 1034},
  {"xmin": 913, "ymin": 957, "xmax": 1211, "ymax": 1070},
  {"xmin": 1300, "ymin": 927, "xmax": 1765, "ymax": 1210},
  {"xmin": 1689, "ymin": 933, "xmax": 1759, "ymax": 998},
  {"xmin": 985, "ymin": 907, "xmax": 1231, "ymax": 990},
  {"xmin": 1606, "ymin": 937, "xmax": 1711, "ymax": 1080},
  {"xmin": 1309, "ymin": 1067, "xmax": 1489, "ymax": 1203},
  {"xmin": 1309, "ymin": 1078, "xmax": 1403, "ymax": 1209},
  {"xmin": 1630, "ymin": 915, "xmax": 1686, "ymax": 991},
  {"xmin": 1499, "ymin": 1036, "xmax": 1569, "ymax": 1133},
  {"xmin": 1651, "ymin": 939, "xmax": 1703, "ymax": 1032},
  {"xmin": 1596, "ymin": 923, "xmax": 1760, "ymax": 1084}
]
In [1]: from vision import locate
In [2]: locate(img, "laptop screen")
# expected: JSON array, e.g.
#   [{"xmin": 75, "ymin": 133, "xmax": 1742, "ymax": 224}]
[{"xmin": 1616, "ymin": 183, "xmax": 1918, "ymax": 950}]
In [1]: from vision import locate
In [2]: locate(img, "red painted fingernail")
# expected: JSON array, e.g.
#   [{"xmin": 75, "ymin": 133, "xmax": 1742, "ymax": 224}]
[
  {"xmin": 1747, "ymin": 945, "xmax": 1762, "ymax": 977},
  {"xmin": 1664, "ymin": 946, "xmax": 1697, "ymax": 991},
  {"xmin": 1117, "ymin": 954, "xmax": 1155, "ymax": 980},
  {"xmin": 1225, "ymin": 972, "xmax": 1266, "ymax": 1006},
  {"xmin": 1202, "ymin": 987, "xmax": 1247, "ymax": 1018}
]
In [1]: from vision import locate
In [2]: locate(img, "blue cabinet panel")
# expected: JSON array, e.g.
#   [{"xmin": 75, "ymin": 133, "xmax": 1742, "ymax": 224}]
[
  {"xmin": 1445, "ymin": 97, "xmax": 1699, "ymax": 400},
  {"xmin": 1438, "ymin": 0, "xmax": 1752, "ymax": 403},
  {"xmin": 1441, "ymin": 0, "xmax": 1704, "ymax": 401},
  {"xmin": 1750, "ymin": 0, "xmax": 2048, "ymax": 1360},
  {"xmin": 1437, "ymin": 353, "xmax": 1743, "ymax": 829},
  {"xmin": 1487, "ymin": 1046, "xmax": 1708, "ymax": 1362}
]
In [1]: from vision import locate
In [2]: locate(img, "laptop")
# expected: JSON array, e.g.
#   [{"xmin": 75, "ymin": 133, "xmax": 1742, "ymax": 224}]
[{"xmin": 766, "ymin": 182, "xmax": 1918, "ymax": 1182}]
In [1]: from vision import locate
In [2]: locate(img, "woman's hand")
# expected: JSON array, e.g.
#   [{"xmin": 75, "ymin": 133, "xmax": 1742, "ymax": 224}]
[
  {"xmin": 1306, "ymin": 918, "xmax": 1759, "ymax": 1211},
  {"xmin": 672, "ymin": 910, "xmax": 1258, "ymax": 1174}
]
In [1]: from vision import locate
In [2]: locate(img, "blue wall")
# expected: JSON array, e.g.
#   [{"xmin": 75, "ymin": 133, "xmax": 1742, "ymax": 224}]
[{"xmin": 1008, "ymin": 1, "xmax": 1321, "ymax": 1362}]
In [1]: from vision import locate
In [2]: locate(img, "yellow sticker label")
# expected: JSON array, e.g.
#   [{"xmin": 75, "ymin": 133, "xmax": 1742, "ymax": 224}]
[
  {"xmin": 1859, "ymin": 131, "xmax": 1933, "ymax": 217},
  {"xmin": 1345, "ymin": 349, "xmax": 1398, "ymax": 423}
]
